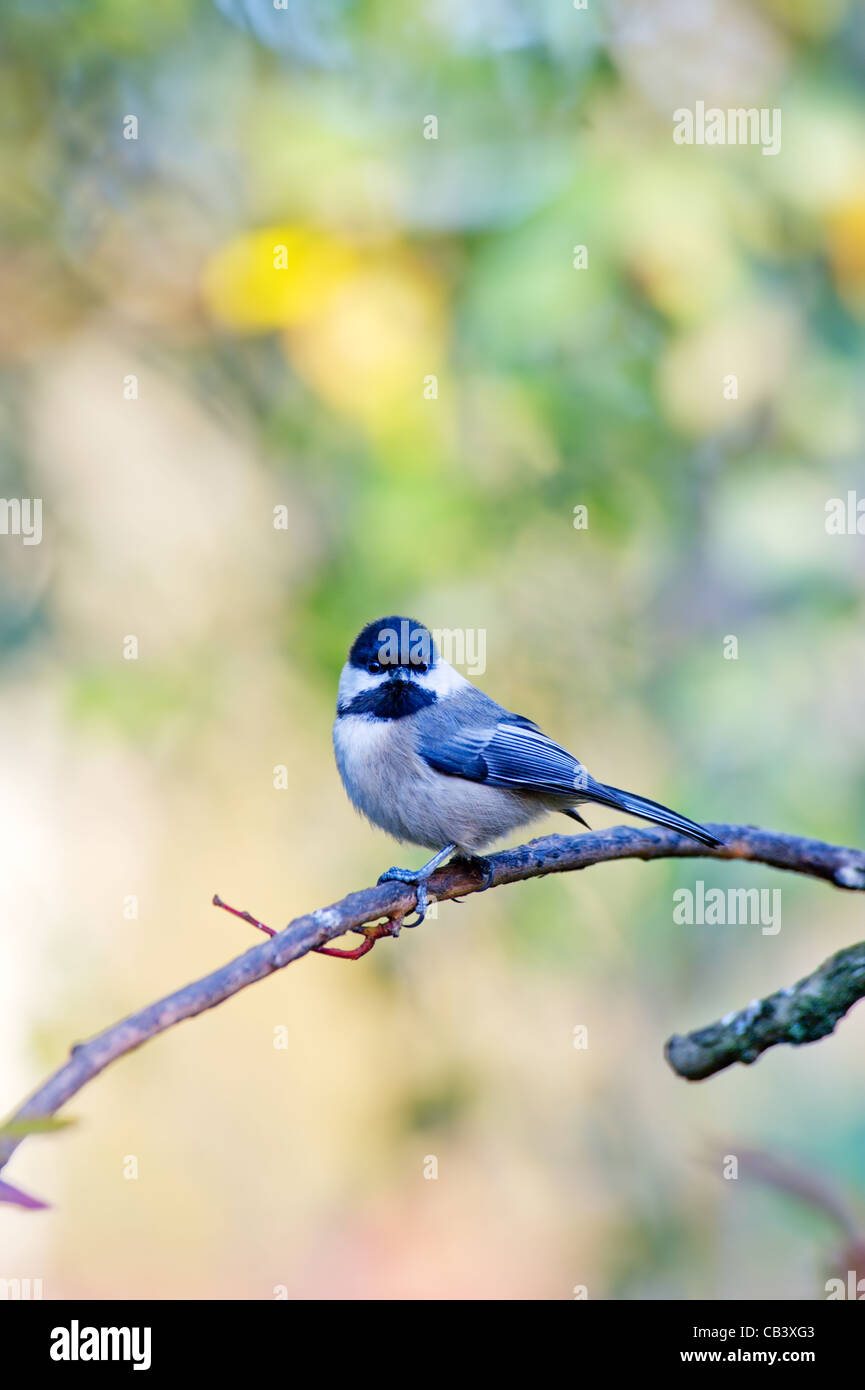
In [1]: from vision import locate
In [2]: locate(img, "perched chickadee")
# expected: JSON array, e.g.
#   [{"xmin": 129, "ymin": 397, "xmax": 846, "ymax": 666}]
[{"xmin": 334, "ymin": 616, "xmax": 722, "ymax": 924}]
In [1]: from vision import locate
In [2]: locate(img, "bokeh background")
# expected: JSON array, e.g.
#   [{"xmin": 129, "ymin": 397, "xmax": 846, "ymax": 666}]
[{"xmin": 2, "ymin": 0, "xmax": 865, "ymax": 1300}]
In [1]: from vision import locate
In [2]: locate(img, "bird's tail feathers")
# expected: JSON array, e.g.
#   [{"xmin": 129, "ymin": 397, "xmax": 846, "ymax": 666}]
[{"xmin": 582, "ymin": 779, "xmax": 723, "ymax": 848}]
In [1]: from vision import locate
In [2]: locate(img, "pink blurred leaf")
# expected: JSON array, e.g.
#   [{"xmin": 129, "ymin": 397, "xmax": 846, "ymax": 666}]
[{"xmin": 0, "ymin": 1178, "xmax": 49, "ymax": 1211}]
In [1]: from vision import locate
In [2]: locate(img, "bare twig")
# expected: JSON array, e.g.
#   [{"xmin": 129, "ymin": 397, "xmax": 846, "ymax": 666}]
[
  {"xmin": 1, "ymin": 823, "xmax": 864, "ymax": 1187},
  {"xmin": 725, "ymin": 1147, "xmax": 863, "ymax": 1241}
]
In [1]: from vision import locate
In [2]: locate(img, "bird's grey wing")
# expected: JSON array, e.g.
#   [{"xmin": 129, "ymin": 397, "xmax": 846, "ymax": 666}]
[
  {"xmin": 417, "ymin": 700, "xmax": 724, "ymax": 848},
  {"xmin": 418, "ymin": 716, "xmax": 589, "ymax": 797}
]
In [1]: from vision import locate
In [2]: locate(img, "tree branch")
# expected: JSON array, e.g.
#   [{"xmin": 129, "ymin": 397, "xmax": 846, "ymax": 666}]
[
  {"xmin": 665, "ymin": 941, "xmax": 865, "ymax": 1081},
  {"xmin": 2, "ymin": 823, "xmax": 864, "ymax": 1187}
]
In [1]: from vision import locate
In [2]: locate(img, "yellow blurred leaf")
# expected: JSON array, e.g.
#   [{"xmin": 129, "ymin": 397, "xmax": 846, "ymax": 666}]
[
  {"xmin": 826, "ymin": 199, "xmax": 865, "ymax": 317},
  {"xmin": 202, "ymin": 225, "xmax": 359, "ymax": 331},
  {"xmin": 285, "ymin": 254, "xmax": 447, "ymax": 429}
]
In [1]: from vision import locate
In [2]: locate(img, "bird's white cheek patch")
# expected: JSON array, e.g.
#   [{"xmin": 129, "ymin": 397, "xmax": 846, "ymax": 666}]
[
  {"xmin": 337, "ymin": 662, "xmax": 387, "ymax": 707},
  {"xmin": 424, "ymin": 661, "xmax": 470, "ymax": 699}
]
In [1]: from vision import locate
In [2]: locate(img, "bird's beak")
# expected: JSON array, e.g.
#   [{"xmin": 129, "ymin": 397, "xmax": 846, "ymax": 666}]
[{"xmin": 388, "ymin": 667, "xmax": 409, "ymax": 681}]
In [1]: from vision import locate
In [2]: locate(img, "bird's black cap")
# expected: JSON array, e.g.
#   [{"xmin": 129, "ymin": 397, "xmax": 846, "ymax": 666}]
[{"xmin": 349, "ymin": 616, "xmax": 437, "ymax": 669}]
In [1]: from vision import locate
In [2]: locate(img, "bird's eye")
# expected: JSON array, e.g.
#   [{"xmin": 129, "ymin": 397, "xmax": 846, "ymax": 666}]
[
  {"xmin": 367, "ymin": 660, "xmax": 383, "ymax": 675},
  {"xmin": 413, "ymin": 662, "xmax": 428, "ymax": 674}
]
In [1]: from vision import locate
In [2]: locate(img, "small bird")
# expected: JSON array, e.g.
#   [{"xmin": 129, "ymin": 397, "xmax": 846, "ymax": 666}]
[{"xmin": 334, "ymin": 616, "xmax": 722, "ymax": 924}]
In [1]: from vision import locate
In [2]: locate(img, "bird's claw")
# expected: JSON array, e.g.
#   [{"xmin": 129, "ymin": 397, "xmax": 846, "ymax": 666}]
[
  {"xmin": 473, "ymin": 855, "xmax": 495, "ymax": 891},
  {"xmin": 453, "ymin": 854, "xmax": 495, "ymax": 892},
  {"xmin": 377, "ymin": 866, "xmax": 410, "ymax": 885},
  {"xmin": 377, "ymin": 866, "xmax": 431, "ymax": 927},
  {"xmin": 403, "ymin": 881, "xmax": 429, "ymax": 928}
]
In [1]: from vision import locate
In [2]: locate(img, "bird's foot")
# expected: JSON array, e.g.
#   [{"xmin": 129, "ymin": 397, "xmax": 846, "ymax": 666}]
[
  {"xmin": 451, "ymin": 853, "xmax": 495, "ymax": 892},
  {"xmin": 377, "ymin": 867, "xmax": 431, "ymax": 927},
  {"xmin": 376, "ymin": 843, "xmax": 457, "ymax": 928}
]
